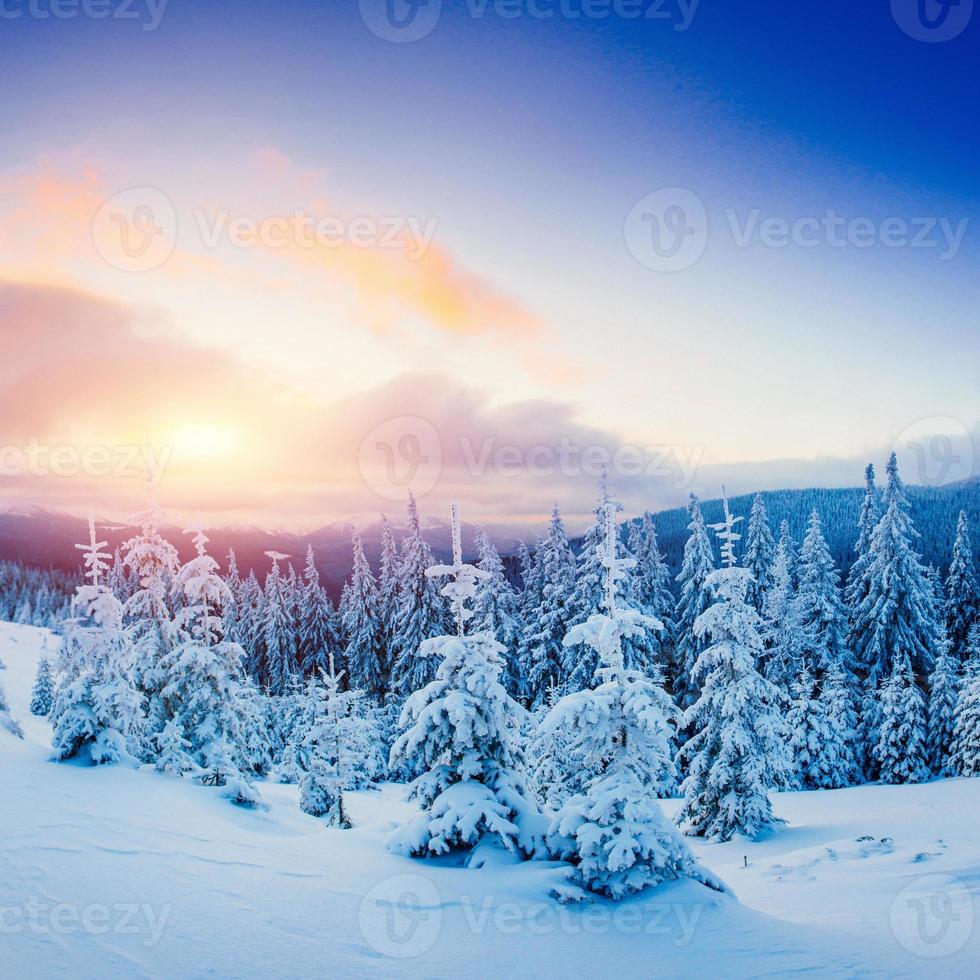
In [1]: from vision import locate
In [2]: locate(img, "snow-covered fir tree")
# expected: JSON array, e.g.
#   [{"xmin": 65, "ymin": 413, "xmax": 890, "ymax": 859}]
[
  {"xmin": 30, "ymin": 656, "xmax": 55, "ymax": 716},
  {"xmin": 298, "ymin": 545, "xmax": 341, "ymax": 677},
  {"xmin": 678, "ymin": 492, "xmax": 790, "ymax": 841},
  {"xmin": 515, "ymin": 538, "xmax": 542, "ymax": 702},
  {"xmin": 760, "ymin": 523, "xmax": 800, "ymax": 689},
  {"xmin": 157, "ymin": 523, "xmax": 263, "ymax": 807},
  {"xmin": 155, "ymin": 716, "xmax": 198, "ymax": 777},
  {"xmin": 472, "ymin": 526, "xmax": 523, "ymax": 697},
  {"xmin": 845, "ymin": 463, "xmax": 881, "ymax": 628},
  {"xmin": 743, "ymin": 493, "xmax": 776, "ymax": 612},
  {"xmin": 673, "ymin": 494, "xmax": 716, "ymax": 709},
  {"xmin": 262, "ymin": 553, "xmax": 296, "ymax": 696},
  {"xmin": 120, "ymin": 495, "xmax": 179, "ymax": 745},
  {"xmin": 949, "ymin": 625, "xmax": 980, "ymax": 776},
  {"xmin": 222, "ymin": 548, "xmax": 243, "ymax": 649},
  {"xmin": 0, "ymin": 659, "xmax": 24, "ymax": 739},
  {"xmin": 626, "ymin": 512, "xmax": 676, "ymax": 674},
  {"xmin": 390, "ymin": 493, "xmax": 449, "ymax": 697},
  {"xmin": 785, "ymin": 662, "xmax": 830, "ymax": 789},
  {"xmin": 237, "ymin": 570, "xmax": 265, "ymax": 681},
  {"xmin": 376, "ymin": 516, "xmax": 400, "ymax": 657},
  {"xmin": 298, "ymin": 669, "xmax": 353, "ymax": 826},
  {"xmin": 851, "ymin": 454, "xmax": 937, "ymax": 684},
  {"xmin": 51, "ymin": 517, "xmax": 143, "ymax": 765},
  {"xmin": 792, "ymin": 509, "xmax": 851, "ymax": 674},
  {"xmin": 524, "ymin": 503, "xmax": 577, "ymax": 707},
  {"xmin": 873, "ymin": 651, "xmax": 929, "ymax": 784},
  {"xmin": 927, "ymin": 638, "xmax": 960, "ymax": 777},
  {"xmin": 342, "ymin": 529, "xmax": 385, "ymax": 695},
  {"xmin": 389, "ymin": 504, "xmax": 543, "ymax": 860},
  {"xmin": 545, "ymin": 502, "xmax": 719, "ymax": 901},
  {"xmin": 816, "ymin": 662, "xmax": 861, "ymax": 788},
  {"xmin": 946, "ymin": 510, "xmax": 978, "ymax": 663}
]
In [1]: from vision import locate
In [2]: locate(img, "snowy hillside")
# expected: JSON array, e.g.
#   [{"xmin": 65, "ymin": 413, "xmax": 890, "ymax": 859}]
[{"xmin": 1, "ymin": 622, "xmax": 977, "ymax": 979}]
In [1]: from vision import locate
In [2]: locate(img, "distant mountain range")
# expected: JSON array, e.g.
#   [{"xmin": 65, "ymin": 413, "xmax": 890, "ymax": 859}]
[{"xmin": 2, "ymin": 477, "xmax": 977, "ymax": 599}]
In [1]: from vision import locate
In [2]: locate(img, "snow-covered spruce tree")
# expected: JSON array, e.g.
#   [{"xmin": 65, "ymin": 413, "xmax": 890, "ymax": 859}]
[
  {"xmin": 389, "ymin": 504, "xmax": 543, "ymax": 860},
  {"xmin": 525, "ymin": 503, "xmax": 577, "ymax": 707},
  {"xmin": 262, "ymin": 553, "xmax": 296, "ymax": 696},
  {"xmin": 743, "ymin": 493, "xmax": 776, "ymax": 612},
  {"xmin": 222, "ymin": 548, "xmax": 243, "ymax": 650},
  {"xmin": 0, "ymin": 660, "xmax": 24, "ymax": 739},
  {"xmin": 237, "ymin": 570, "xmax": 265, "ymax": 681},
  {"xmin": 472, "ymin": 526, "xmax": 523, "ymax": 697},
  {"xmin": 946, "ymin": 511, "xmax": 979, "ymax": 663},
  {"xmin": 343, "ymin": 529, "xmax": 385, "ymax": 695},
  {"xmin": 545, "ymin": 503, "xmax": 720, "ymax": 902},
  {"xmin": 627, "ymin": 512, "xmax": 676, "ymax": 674},
  {"xmin": 158, "ymin": 523, "xmax": 263, "ymax": 807},
  {"xmin": 515, "ymin": 538, "xmax": 542, "ymax": 703},
  {"xmin": 51, "ymin": 517, "xmax": 143, "ymax": 765},
  {"xmin": 851, "ymin": 454, "xmax": 937, "ymax": 685},
  {"xmin": 298, "ymin": 670, "xmax": 353, "ymax": 826},
  {"xmin": 30, "ymin": 656, "xmax": 55, "ymax": 716},
  {"xmin": 673, "ymin": 494, "xmax": 716, "ymax": 710},
  {"xmin": 792, "ymin": 509, "xmax": 851, "ymax": 674},
  {"xmin": 237, "ymin": 679, "xmax": 274, "ymax": 777},
  {"xmin": 760, "ymin": 524, "xmax": 800, "ymax": 689},
  {"xmin": 120, "ymin": 496, "xmax": 179, "ymax": 746},
  {"xmin": 107, "ymin": 546, "xmax": 131, "ymax": 602},
  {"xmin": 816, "ymin": 662, "xmax": 861, "ymax": 788},
  {"xmin": 530, "ymin": 682, "xmax": 579, "ymax": 811},
  {"xmin": 874, "ymin": 650, "xmax": 929, "ymax": 784},
  {"xmin": 785, "ymin": 662, "xmax": 830, "ymax": 790},
  {"xmin": 298, "ymin": 545, "xmax": 341, "ymax": 678},
  {"xmin": 155, "ymin": 716, "xmax": 198, "ymax": 777},
  {"xmin": 390, "ymin": 493, "xmax": 450, "ymax": 697},
  {"xmin": 951, "ymin": 629, "xmax": 980, "ymax": 776},
  {"xmin": 845, "ymin": 463, "xmax": 881, "ymax": 633},
  {"xmin": 927, "ymin": 637, "xmax": 960, "ymax": 777},
  {"xmin": 678, "ymin": 492, "xmax": 790, "ymax": 841},
  {"xmin": 377, "ymin": 516, "xmax": 400, "ymax": 661}
]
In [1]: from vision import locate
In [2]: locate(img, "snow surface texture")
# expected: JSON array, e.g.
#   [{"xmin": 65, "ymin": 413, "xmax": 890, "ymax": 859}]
[{"xmin": 1, "ymin": 622, "xmax": 978, "ymax": 978}]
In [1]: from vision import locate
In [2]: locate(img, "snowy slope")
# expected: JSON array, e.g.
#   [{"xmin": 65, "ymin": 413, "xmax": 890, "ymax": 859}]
[{"xmin": 1, "ymin": 622, "xmax": 977, "ymax": 979}]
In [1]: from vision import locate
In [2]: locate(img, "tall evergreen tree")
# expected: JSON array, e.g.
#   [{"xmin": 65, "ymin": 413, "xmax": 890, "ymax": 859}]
[
  {"xmin": 946, "ymin": 510, "xmax": 979, "ymax": 663},
  {"xmin": 625, "ymin": 513, "xmax": 676, "ymax": 677},
  {"xmin": 845, "ymin": 463, "xmax": 881, "ymax": 624},
  {"xmin": 472, "ymin": 527, "xmax": 523, "ymax": 696},
  {"xmin": 298, "ymin": 545, "xmax": 341, "ymax": 677},
  {"xmin": 390, "ymin": 493, "xmax": 448, "ymax": 697},
  {"xmin": 760, "ymin": 524, "xmax": 800, "ymax": 688},
  {"xmin": 30, "ymin": 657, "xmax": 55, "ymax": 716},
  {"xmin": 951, "ymin": 627, "xmax": 980, "ymax": 776},
  {"xmin": 874, "ymin": 651, "xmax": 929, "ymax": 784},
  {"xmin": 673, "ymin": 494, "xmax": 716, "ymax": 709},
  {"xmin": 927, "ymin": 637, "xmax": 960, "ymax": 777},
  {"xmin": 377, "ymin": 516, "xmax": 400, "ymax": 657},
  {"xmin": 262, "ymin": 555, "xmax": 295, "ymax": 696},
  {"xmin": 343, "ymin": 530, "xmax": 385, "ymax": 696},
  {"xmin": 743, "ymin": 493, "xmax": 776, "ymax": 611}
]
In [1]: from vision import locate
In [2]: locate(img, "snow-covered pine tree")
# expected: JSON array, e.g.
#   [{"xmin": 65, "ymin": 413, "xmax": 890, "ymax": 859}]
[
  {"xmin": 845, "ymin": 463, "xmax": 880, "ymax": 627},
  {"xmin": 155, "ymin": 716, "xmax": 198, "ymax": 777},
  {"xmin": 545, "ymin": 502, "xmax": 719, "ymax": 902},
  {"xmin": 343, "ymin": 529, "xmax": 385, "ymax": 695},
  {"xmin": 793, "ymin": 509, "xmax": 851, "ymax": 674},
  {"xmin": 0, "ymin": 659, "xmax": 24, "ymax": 738},
  {"xmin": 524, "ymin": 503, "xmax": 577, "ymax": 707},
  {"xmin": 107, "ymin": 547, "xmax": 131, "ymax": 602},
  {"xmin": 298, "ymin": 670, "xmax": 353, "ymax": 826},
  {"xmin": 120, "ymin": 495, "xmax": 179, "ymax": 744},
  {"xmin": 158, "ymin": 522, "xmax": 263, "ymax": 807},
  {"xmin": 222, "ymin": 548, "xmax": 243, "ymax": 649},
  {"xmin": 785, "ymin": 661, "xmax": 830, "ymax": 790},
  {"xmin": 678, "ymin": 491, "xmax": 790, "ymax": 841},
  {"xmin": 950, "ymin": 627, "xmax": 980, "ymax": 776},
  {"xmin": 237, "ymin": 570, "xmax": 265, "ymax": 681},
  {"xmin": 743, "ymin": 493, "xmax": 776, "ymax": 612},
  {"xmin": 390, "ymin": 493, "xmax": 449, "ymax": 697},
  {"xmin": 51, "ymin": 516, "xmax": 142, "ymax": 765},
  {"xmin": 927, "ymin": 636, "xmax": 960, "ymax": 777},
  {"xmin": 760, "ymin": 524, "xmax": 800, "ymax": 689},
  {"xmin": 816, "ymin": 662, "xmax": 861, "ymax": 788},
  {"xmin": 851, "ymin": 454, "xmax": 937, "ymax": 685},
  {"xmin": 673, "ymin": 494, "xmax": 716, "ymax": 709},
  {"xmin": 626, "ymin": 512, "xmax": 676, "ymax": 676},
  {"xmin": 874, "ymin": 650, "xmax": 929, "ymax": 784},
  {"xmin": 377, "ymin": 516, "xmax": 400, "ymax": 660},
  {"xmin": 946, "ymin": 510, "xmax": 979, "ymax": 663},
  {"xmin": 30, "ymin": 656, "xmax": 55, "ymax": 716},
  {"xmin": 515, "ymin": 538, "xmax": 542, "ymax": 703},
  {"xmin": 262, "ymin": 553, "xmax": 296, "ymax": 696},
  {"xmin": 389, "ymin": 504, "xmax": 542, "ymax": 860},
  {"xmin": 298, "ymin": 544, "xmax": 341, "ymax": 678},
  {"xmin": 472, "ymin": 526, "xmax": 523, "ymax": 697}
]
